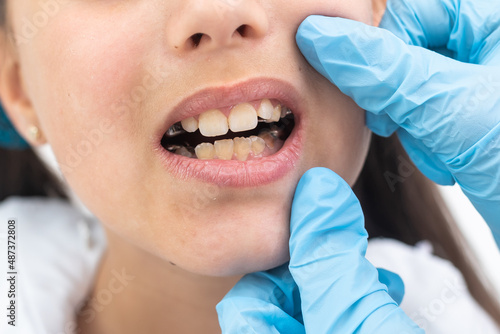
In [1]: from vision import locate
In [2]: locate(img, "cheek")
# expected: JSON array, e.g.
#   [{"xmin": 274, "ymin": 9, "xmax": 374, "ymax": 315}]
[
  {"xmin": 320, "ymin": 115, "xmax": 370, "ymax": 185},
  {"xmin": 293, "ymin": 0, "xmax": 373, "ymax": 25},
  {"xmin": 14, "ymin": 5, "xmax": 173, "ymax": 200},
  {"xmin": 333, "ymin": 103, "xmax": 371, "ymax": 185},
  {"xmin": 372, "ymin": 0, "xmax": 388, "ymax": 26},
  {"xmin": 302, "ymin": 80, "xmax": 371, "ymax": 186},
  {"xmin": 15, "ymin": 3, "xmax": 174, "ymax": 153}
]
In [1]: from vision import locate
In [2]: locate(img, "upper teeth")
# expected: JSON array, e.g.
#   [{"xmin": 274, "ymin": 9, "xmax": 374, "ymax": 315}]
[
  {"xmin": 199, "ymin": 109, "xmax": 229, "ymax": 137},
  {"xmin": 181, "ymin": 117, "xmax": 198, "ymax": 133},
  {"xmin": 257, "ymin": 99, "xmax": 274, "ymax": 120},
  {"xmin": 228, "ymin": 103, "xmax": 258, "ymax": 133},
  {"xmin": 175, "ymin": 99, "xmax": 289, "ymax": 137}
]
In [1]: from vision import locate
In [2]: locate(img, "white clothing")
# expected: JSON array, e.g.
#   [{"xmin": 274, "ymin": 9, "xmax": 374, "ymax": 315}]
[
  {"xmin": 0, "ymin": 197, "xmax": 105, "ymax": 334},
  {"xmin": 366, "ymin": 239, "xmax": 500, "ymax": 333},
  {"xmin": 0, "ymin": 197, "xmax": 498, "ymax": 333}
]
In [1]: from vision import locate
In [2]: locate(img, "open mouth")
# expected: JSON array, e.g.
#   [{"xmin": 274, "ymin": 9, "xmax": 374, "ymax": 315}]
[{"xmin": 160, "ymin": 99, "xmax": 295, "ymax": 161}]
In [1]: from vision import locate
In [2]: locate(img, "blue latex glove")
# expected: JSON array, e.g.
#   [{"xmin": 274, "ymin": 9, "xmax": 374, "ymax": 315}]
[
  {"xmin": 217, "ymin": 168, "xmax": 422, "ymax": 333},
  {"xmin": 296, "ymin": 0, "xmax": 500, "ymax": 247}
]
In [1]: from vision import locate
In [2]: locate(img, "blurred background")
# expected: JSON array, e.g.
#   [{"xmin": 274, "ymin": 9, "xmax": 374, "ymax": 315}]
[{"xmin": 438, "ymin": 185, "xmax": 500, "ymax": 299}]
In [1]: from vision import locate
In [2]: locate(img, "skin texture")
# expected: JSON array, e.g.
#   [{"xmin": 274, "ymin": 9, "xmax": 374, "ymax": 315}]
[{"xmin": 0, "ymin": 0, "xmax": 384, "ymax": 332}]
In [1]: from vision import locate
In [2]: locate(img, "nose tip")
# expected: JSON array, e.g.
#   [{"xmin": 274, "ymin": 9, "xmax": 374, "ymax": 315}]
[{"xmin": 168, "ymin": 1, "xmax": 269, "ymax": 51}]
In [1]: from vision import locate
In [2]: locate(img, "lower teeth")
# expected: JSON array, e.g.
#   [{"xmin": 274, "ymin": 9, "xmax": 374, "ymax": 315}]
[
  {"xmin": 174, "ymin": 146, "xmax": 195, "ymax": 158},
  {"xmin": 166, "ymin": 128, "xmax": 282, "ymax": 161}
]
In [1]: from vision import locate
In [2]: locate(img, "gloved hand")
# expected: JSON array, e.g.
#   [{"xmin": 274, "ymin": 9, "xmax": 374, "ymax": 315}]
[
  {"xmin": 296, "ymin": 0, "xmax": 500, "ymax": 247},
  {"xmin": 217, "ymin": 168, "xmax": 422, "ymax": 333}
]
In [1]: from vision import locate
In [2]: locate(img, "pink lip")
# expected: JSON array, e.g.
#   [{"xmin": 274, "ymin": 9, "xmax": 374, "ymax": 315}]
[{"xmin": 153, "ymin": 78, "xmax": 305, "ymax": 187}]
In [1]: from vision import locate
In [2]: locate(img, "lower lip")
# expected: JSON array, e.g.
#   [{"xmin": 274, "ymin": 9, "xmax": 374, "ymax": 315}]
[{"xmin": 155, "ymin": 117, "xmax": 303, "ymax": 187}]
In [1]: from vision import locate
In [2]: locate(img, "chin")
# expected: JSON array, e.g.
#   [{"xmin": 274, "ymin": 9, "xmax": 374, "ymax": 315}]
[
  {"xmin": 171, "ymin": 233, "xmax": 291, "ymax": 277},
  {"xmin": 201, "ymin": 245, "xmax": 290, "ymax": 277},
  {"xmin": 165, "ymin": 194, "xmax": 293, "ymax": 277}
]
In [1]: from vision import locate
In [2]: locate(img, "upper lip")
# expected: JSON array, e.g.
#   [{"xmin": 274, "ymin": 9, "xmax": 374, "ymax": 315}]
[{"xmin": 154, "ymin": 77, "xmax": 302, "ymax": 143}]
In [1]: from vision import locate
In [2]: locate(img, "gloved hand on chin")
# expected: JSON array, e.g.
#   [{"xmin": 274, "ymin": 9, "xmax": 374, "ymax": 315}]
[{"xmin": 217, "ymin": 168, "xmax": 422, "ymax": 333}]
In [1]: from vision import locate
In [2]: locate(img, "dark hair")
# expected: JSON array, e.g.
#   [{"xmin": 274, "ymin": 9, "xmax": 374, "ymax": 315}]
[
  {"xmin": 0, "ymin": 147, "xmax": 67, "ymax": 200},
  {"xmin": 0, "ymin": 1, "xmax": 498, "ymax": 326}
]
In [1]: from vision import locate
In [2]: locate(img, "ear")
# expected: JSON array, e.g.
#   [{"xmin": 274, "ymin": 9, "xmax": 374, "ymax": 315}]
[
  {"xmin": 0, "ymin": 31, "xmax": 46, "ymax": 146},
  {"xmin": 372, "ymin": 0, "xmax": 387, "ymax": 27}
]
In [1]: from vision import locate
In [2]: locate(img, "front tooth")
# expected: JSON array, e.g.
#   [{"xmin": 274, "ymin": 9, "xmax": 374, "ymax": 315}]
[
  {"xmin": 214, "ymin": 139, "xmax": 234, "ymax": 160},
  {"xmin": 257, "ymin": 99, "xmax": 274, "ymax": 120},
  {"xmin": 181, "ymin": 117, "xmax": 198, "ymax": 133},
  {"xmin": 250, "ymin": 136, "xmax": 265, "ymax": 155},
  {"xmin": 233, "ymin": 137, "xmax": 252, "ymax": 161},
  {"xmin": 195, "ymin": 143, "xmax": 215, "ymax": 160},
  {"xmin": 199, "ymin": 109, "xmax": 228, "ymax": 137},
  {"xmin": 228, "ymin": 103, "xmax": 258, "ymax": 133}
]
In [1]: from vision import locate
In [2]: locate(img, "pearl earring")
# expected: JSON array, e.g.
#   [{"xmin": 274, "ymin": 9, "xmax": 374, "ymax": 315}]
[{"xmin": 28, "ymin": 125, "xmax": 41, "ymax": 142}]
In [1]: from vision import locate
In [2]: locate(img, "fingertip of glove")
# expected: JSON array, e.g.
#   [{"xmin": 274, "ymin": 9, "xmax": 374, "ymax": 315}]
[
  {"xmin": 377, "ymin": 268, "xmax": 405, "ymax": 306},
  {"xmin": 295, "ymin": 15, "xmax": 408, "ymax": 101},
  {"xmin": 296, "ymin": 167, "xmax": 348, "ymax": 193},
  {"xmin": 293, "ymin": 168, "xmax": 353, "ymax": 210},
  {"xmin": 296, "ymin": 16, "xmax": 353, "ymax": 53},
  {"xmin": 291, "ymin": 168, "xmax": 364, "ymax": 230},
  {"xmin": 366, "ymin": 112, "xmax": 400, "ymax": 136},
  {"xmin": 297, "ymin": 15, "xmax": 353, "ymax": 35},
  {"xmin": 296, "ymin": 16, "xmax": 333, "ymax": 80},
  {"xmin": 296, "ymin": 15, "xmax": 331, "ymax": 36}
]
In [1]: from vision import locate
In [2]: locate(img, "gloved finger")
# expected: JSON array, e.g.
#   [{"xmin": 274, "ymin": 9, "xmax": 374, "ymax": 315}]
[
  {"xmin": 365, "ymin": 114, "xmax": 454, "ymax": 186},
  {"xmin": 289, "ymin": 168, "xmax": 421, "ymax": 333},
  {"xmin": 397, "ymin": 128, "xmax": 455, "ymax": 186},
  {"xmin": 216, "ymin": 264, "xmax": 305, "ymax": 334},
  {"xmin": 216, "ymin": 265, "xmax": 404, "ymax": 334},
  {"xmin": 296, "ymin": 16, "xmax": 500, "ymax": 174},
  {"xmin": 377, "ymin": 268, "xmax": 405, "ymax": 306},
  {"xmin": 380, "ymin": 0, "xmax": 500, "ymax": 65},
  {"xmin": 365, "ymin": 113, "xmax": 398, "ymax": 138}
]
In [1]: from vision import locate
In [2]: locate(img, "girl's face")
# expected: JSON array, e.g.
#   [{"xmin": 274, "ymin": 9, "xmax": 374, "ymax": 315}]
[{"xmin": 5, "ymin": 0, "xmax": 373, "ymax": 276}]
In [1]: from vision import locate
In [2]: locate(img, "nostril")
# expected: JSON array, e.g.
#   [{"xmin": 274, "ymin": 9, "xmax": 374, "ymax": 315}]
[
  {"xmin": 187, "ymin": 25, "xmax": 253, "ymax": 49},
  {"xmin": 236, "ymin": 25, "xmax": 248, "ymax": 37},
  {"xmin": 190, "ymin": 33, "xmax": 204, "ymax": 48}
]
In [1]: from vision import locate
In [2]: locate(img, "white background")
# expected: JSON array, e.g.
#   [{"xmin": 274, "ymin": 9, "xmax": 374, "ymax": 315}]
[{"xmin": 438, "ymin": 185, "xmax": 500, "ymax": 299}]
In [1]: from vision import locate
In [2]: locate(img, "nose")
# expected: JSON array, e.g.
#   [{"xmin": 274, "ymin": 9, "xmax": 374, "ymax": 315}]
[{"xmin": 168, "ymin": 0, "xmax": 269, "ymax": 51}]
